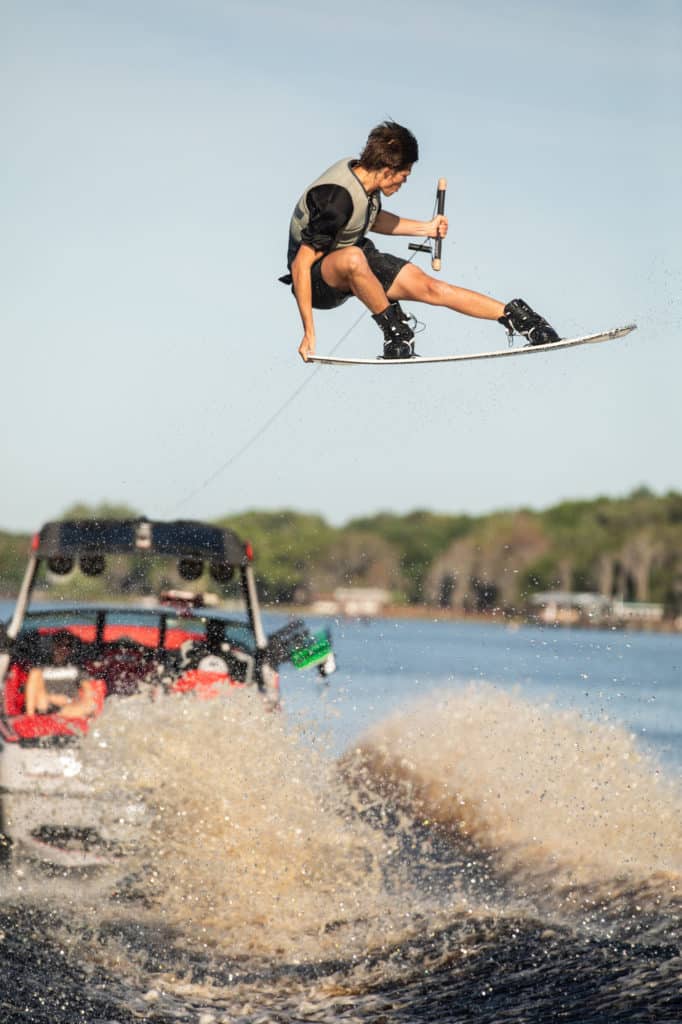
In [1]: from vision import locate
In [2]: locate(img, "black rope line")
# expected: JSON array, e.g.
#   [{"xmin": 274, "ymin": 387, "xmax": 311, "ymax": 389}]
[{"xmin": 172, "ymin": 307, "xmax": 367, "ymax": 510}]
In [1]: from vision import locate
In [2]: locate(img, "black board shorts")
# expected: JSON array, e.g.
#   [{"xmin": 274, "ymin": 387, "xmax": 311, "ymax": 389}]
[{"xmin": 281, "ymin": 238, "xmax": 408, "ymax": 311}]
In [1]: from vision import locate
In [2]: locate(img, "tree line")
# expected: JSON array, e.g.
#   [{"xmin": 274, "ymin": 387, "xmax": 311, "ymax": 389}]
[{"xmin": 1, "ymin": 490, "xmax": 681, "ymax": 617}]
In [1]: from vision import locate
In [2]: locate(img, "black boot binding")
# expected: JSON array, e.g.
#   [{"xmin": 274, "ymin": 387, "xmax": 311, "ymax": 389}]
[
  {"xmin": 373, "ymin": 301, "xmax": 415, "ymax": 359},
  {"xmin": 499, "ymin": 298, "xmax": 560, "ymax": 347}
]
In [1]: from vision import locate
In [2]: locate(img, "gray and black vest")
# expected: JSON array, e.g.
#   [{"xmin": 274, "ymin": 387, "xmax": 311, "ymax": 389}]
[
  {"xmin": 42, "ymin": 664, "xmax": 81, "ymax": 700},
  {"xmin": 287, "ymin": 158, "xmax": 381, "ymax": 267}
]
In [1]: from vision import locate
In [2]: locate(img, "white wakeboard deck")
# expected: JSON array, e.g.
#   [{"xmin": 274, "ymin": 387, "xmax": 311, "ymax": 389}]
[{"xmin": 308, "ymin": 324, "xmax": 637, "ymax": 366}]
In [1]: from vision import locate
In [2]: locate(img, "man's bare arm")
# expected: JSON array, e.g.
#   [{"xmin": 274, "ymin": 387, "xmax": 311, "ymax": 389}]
[
  {"xmin": 372, "ymin": 210, "xmax": 448, "ymax": 239},
  {"xmin": 291, "ymin": 244, "xmax": 322, "ymax": 361}
]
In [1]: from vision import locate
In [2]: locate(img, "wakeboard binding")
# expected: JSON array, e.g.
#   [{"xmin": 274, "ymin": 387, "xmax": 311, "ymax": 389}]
[
  {"xmin": 373, "ymin": 301, "xmax": 416, "ymax": 359},
  {"xmin": 499, "ymin": 298, "xmax": 560, "ymax": 346}
]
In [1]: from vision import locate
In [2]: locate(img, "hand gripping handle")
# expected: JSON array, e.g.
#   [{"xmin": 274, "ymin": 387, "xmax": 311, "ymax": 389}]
[{"xmin": 432, "ymin": 177, "xmax": 447, "ymax": 272}]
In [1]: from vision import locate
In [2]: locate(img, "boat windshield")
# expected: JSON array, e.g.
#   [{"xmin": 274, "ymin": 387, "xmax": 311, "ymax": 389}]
[
  {"xmin": 17, "ymin": 609, "xmax": 100, "ymax": 634},
  {"xmin": 14, "ymin": 608, "xmax": 256, "ymax": 654}
]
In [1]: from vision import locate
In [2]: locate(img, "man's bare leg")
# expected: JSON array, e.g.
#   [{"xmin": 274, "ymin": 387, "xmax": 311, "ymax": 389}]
[
  {"xmin": 320, "ymin": 247, "xmax": 390, "ymax": 314},
  {"xmin": 24, "ymin": 669, "xmax": 48, "ymax": 715},
  {"xmin": 321, "ymin": 248, "xmax": 417, "ymax": 357},
  {"xmin": 387, "ymin": 263, "xmax": 504, "ymax": 319},
  {"xmin": 58, "ymin": 693, "xmax": 98, "ymax": 719},
  {"xmin": 388, "ymin": 264, "xmax": 560, "ymax": 345}
]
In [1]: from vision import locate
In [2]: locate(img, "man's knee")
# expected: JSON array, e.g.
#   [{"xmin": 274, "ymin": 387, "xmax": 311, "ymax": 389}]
[
  {"xmin": 324, "ymin": 246, "xmax": 372, "ymax": 291},
  {"xmin": 416, "ymin": 273, "xmax": 447, "ymax": 303},
  {"xmin": 342, "ymin": 246, "xmax": 370, "ymax": 278}
]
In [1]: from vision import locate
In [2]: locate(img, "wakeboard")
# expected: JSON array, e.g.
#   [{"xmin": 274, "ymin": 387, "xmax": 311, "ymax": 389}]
[{"xmin": 307, "ymin": 324, "xmax": 637, "ymax": 366}]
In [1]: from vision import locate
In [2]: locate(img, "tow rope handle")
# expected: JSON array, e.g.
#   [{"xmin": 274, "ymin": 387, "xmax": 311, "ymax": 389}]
[{"xmin": 432, "ymin": 177, "xmax": 447, "ymax": 272}]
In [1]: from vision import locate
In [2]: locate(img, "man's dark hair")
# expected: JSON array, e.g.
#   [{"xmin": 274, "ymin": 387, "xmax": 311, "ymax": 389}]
[{"xmin": 358, "ymin": 121, "xmax": 419, "ymax": 171}]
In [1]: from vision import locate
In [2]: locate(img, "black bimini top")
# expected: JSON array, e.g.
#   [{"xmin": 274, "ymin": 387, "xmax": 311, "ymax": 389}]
[{"xmin": 34, "ymin": 519, "xmax": 249, "ymax": 565}]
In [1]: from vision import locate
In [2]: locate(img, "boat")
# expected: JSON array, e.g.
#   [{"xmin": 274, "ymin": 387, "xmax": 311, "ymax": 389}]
[{"xmin": 0, "ymin": 517, "xmax": 335, "ymax": 868}]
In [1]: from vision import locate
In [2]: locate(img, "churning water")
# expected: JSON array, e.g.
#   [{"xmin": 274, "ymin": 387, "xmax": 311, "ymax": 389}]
[{"xmin": 1, "ymin": 617, "xmax": 680, "ymax": 1022}]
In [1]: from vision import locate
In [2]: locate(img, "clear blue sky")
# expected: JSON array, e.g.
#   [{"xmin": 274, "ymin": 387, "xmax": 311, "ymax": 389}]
[{"xmin": 2, "ymin": 0, "xmax": 681, "ymax": 532}]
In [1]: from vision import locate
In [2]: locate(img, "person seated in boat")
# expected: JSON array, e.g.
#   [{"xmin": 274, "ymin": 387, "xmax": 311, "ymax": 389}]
[{"xmin": 24, "ymin": 630, "xmax": 100, "ymax": 719}]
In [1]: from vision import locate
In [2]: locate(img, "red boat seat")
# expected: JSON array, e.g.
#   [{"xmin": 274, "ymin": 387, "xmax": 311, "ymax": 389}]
[
  {"xmin": 170, "ymin": 668, "xmax": 243, "ymax": 698},
  {"xmin": 10, "ymin": 713, "xmax": 91, "ymax": 738},
  {"xmin": 4, "ymin": 663, "xmax": 28, "ymax": 716}
]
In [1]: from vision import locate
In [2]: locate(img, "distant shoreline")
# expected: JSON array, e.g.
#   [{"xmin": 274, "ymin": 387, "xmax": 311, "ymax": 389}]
[
  {"xmin": 2, "ymin": 594, "xmax": 680, "ymax": 635},
  {"xmin": 274, "ymin": 602, "xmax": 682, "ymax": 634}
]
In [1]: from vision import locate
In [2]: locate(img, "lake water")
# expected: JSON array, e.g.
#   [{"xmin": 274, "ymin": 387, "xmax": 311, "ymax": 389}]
[
  {"xmin": 1, "ymin": 606, "xmax": 681, "ymax": 1023},
  {"xmin": 277, "ymin": 614, "xmax": 682, "ymax": 770}
]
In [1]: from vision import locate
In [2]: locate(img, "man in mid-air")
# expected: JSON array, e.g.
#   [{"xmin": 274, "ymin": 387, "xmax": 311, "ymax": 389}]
[{"xmin": 281, "ymin": 121, "xmax": 559, "ymax": 362}]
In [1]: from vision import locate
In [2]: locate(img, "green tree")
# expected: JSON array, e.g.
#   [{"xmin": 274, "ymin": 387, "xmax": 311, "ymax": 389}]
[
  {"xmin": 0, "ymin": 531, "xmax": 31, "ymax": 596},
  {"xmin": 216, "ymin": 509, "xmax": 336, "ymax": 602},
  {"xmin": 347, "ymin": 509, "xmax": 472, "ymax": 602},
  {"xmin": 61, "ymin": 501, "xmax": 142, "ymax": 521}
]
